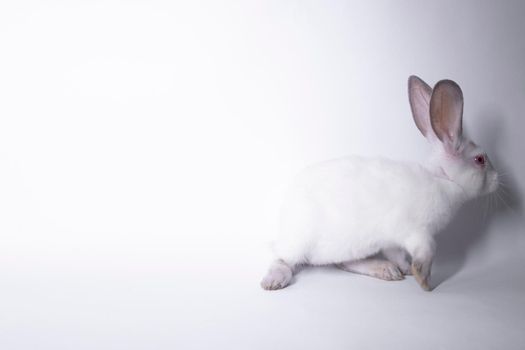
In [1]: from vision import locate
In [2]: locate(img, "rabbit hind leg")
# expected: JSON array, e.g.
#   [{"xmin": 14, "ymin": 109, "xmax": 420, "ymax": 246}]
[
  {"xmin": 382, "ymin": 247, "xmax": 412, "ymax": 275},
  {"xmin": 260, "ymin": 259, "xmax": 295, "ymax": 290},
  {"xmin": 337, "ymin": 258, "xmax": 404, "ymax": 281}
]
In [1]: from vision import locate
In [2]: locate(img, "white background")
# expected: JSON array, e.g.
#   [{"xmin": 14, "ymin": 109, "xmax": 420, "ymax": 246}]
[{"xmin": 1, "ymin": 1, "xmax": 524, "ymax": 349}]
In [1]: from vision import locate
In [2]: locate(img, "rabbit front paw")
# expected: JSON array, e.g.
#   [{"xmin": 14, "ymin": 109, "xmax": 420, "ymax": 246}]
[{"xmin": 411, "ymin": 260, "xmax": 432, "ymax": 291}]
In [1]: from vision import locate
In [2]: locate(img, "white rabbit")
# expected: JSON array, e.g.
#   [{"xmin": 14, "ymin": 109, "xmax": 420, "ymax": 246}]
[{"xmin": 261, "ymin": 76, "xmax": 499, "ymax": 291}]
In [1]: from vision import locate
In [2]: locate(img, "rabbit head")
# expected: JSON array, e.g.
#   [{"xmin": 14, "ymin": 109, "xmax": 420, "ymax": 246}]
[{"xmin": 408, "ymin": 76, "xmax": 499, "ymax": 199}]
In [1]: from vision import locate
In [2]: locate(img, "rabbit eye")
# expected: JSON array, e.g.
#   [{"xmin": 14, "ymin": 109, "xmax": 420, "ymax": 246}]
[{"xmin": 474, "ymin": 154, "xmax": 486, "ymax": 166}]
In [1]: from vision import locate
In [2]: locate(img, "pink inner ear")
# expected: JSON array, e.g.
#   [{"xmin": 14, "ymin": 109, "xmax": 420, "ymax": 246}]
[
  {"xmin": 408, "ymin": 76, "xmax": 435, "ymax": 141},
  {"xmin": 429, "ymin": 80, "xmax": 464, "ymax": 151}
]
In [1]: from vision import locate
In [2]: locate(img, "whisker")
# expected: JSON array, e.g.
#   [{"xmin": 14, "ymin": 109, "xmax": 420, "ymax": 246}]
[
  {"xmin": 495, "ymin": 190, "xmax": 516, "ymax": 215},
  {"xmin": 497, "ymin": 185, "xmax": 512, "ymax": 201},
  {"xmin": 498, "ymin": 181, "xmax": 510, "ymax": 190},
  {"xmin": 482, "ymin": 195, "xmax": 490, "ymax": 224},
  {"xmin": 498, "ymin": 180, "xmax": 509, "ymax": 189}
]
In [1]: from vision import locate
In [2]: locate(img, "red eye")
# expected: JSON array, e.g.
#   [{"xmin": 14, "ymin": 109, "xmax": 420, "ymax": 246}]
[{"xmin": 474, "ymin": 154, "xmax": 486, "ymax": 166}]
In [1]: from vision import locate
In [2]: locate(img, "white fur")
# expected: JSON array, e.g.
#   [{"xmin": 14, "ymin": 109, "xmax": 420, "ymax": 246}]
[
  {"xmin": 261, "ymin": 76, "xmax": 499, "ymax": 291},
  {"xmin": 273, "ymin": 156, "xmax": 462, "ymax": 266}
]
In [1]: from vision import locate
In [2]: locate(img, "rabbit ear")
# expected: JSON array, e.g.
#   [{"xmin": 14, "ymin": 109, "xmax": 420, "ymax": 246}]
[
  {"xmin": 408, "ymin": 76, "xmax": 436, "ymax": 141},
  {"xmin": 429, "ymin": 79, "xmax": 464, "ymax": 152}
]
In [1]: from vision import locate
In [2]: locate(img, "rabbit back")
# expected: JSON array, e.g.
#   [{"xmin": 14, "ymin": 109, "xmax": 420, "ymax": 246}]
[{"xmin": 273, "ymin": 156, "xmax": 457, "ymax": 265}]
